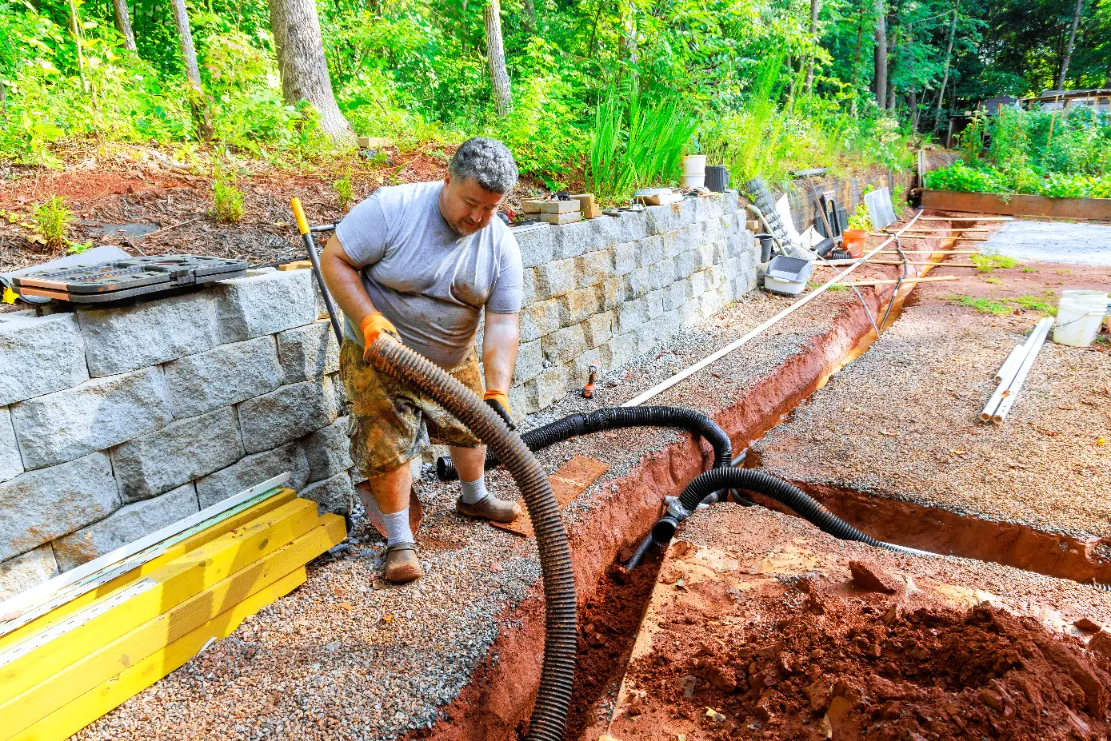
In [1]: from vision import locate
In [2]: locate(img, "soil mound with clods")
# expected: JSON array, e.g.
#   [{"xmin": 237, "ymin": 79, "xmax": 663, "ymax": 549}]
[{"xmin": 628, "ymin": 590, "xmax": 1111, "ymax": 740}]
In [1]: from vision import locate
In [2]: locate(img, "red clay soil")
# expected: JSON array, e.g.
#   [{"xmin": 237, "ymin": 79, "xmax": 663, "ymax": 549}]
[
  {"xmin": 628, "ymin": 596, "xmax": 1111, "ymax": 740},
  {"xmin": 606, "ymin": 506, "xmax": 1111, "ymax": 741}
]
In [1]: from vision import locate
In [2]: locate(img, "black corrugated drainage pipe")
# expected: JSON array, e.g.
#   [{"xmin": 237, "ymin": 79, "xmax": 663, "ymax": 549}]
[
  {"xmin": 626, "ymin": 468, "xmax": 932, "ymax": 570},
  {"xmin": 367, "ymin": 336, "xmax": 576, "ymax": 741},
  {"xmin": 436, "ymin": 406, "xmax": 733, "ymax": 481}
]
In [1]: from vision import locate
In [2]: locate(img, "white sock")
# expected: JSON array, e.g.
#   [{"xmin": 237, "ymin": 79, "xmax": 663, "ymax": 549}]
[
  {"xmin": 382, "ymin": 508, "xmax": 413, "ymax": 547},
  {"xmin": 460, "ymin": 476, "xmax": 489, "ymax": 505}
]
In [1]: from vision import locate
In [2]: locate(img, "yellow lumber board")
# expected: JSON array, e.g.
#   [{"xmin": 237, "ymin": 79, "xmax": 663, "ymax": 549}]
[
  {"xmin": 0, "ymin": 499, "xmax": 321, "ymax": 703},
  {"xmin": 0, "ymin": 516, "xmax": 344, "ymax": 737},
  {"xmin": 0, "ymin": 490, "xmax": 296, "ymax": 650},
  {"xmin": 9, "ymin": 567, "xmax": 307, "ymax": 741}
]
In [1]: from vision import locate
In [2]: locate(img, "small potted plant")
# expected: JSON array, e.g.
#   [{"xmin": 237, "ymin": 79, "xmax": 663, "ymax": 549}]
[{"xmin": 842, "ymin": 202, "xmax": 871, "ymax": 258}]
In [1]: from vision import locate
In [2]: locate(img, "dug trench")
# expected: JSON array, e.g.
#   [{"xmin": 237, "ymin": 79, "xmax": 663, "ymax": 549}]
[{"xmin": 416, "ymin": 223, "xmax": 995, "ymax": 740}]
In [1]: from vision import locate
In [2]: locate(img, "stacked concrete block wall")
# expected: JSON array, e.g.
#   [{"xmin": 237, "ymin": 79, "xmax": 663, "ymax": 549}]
[
  {"xmin": 0, "ymin": 269, "xmax": 354, "ymax": 598},
  {"xmin": 507, "ymin": 191, "xmax": 757, "ymax": 415},
  {"xmin": 0, "ymin": 191, "xmax": 757, "ymax": 599}
]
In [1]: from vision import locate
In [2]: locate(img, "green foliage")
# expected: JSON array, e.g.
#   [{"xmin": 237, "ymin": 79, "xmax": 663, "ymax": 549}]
[
  {"xmin": 212, "ymin": 173, "xmax": 245, "ymax": 224},
  {"xmin": 948, "ymin": 295, "xmax": 1010, "ymax": 315},
  {"xmin": 970, "ymin": 253, "xmax": 1017, "ymax": 272},
  {"xmin": 847, "ymin": 202, "xmax": 871, "ymax": 230},
  {"xmin": 1011, "ymin": 293, "xmax": 1057, "ymax": 315},
  {"xmin": 587, "ymin": 81, "xmax": 697, "ymax": 205},
  {"xmin": 33, "ymin": 195, "xmax": 70, "ymax": 250},
  {"xmin": 333, "ymin": 177, "xmax": 354, "ymax": 210}
]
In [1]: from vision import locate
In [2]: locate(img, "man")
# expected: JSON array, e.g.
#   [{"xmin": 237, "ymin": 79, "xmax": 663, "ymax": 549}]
[{"xmin": 320, "ymin": 137, "xmax": 524, "ymax": 584}]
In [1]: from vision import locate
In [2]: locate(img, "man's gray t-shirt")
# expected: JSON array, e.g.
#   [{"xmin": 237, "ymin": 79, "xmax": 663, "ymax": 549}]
[{"xmin": 335, "ymin": 181, "xmax": 523, "ymax": 369}]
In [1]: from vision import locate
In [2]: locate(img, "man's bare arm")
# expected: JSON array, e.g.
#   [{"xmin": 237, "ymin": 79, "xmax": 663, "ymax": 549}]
[
  {"xmin": 482, "ymin": 310, "xmax": 519, "ymax": 394},
  {"xmin": 320, "ymin": 234, "xmax": 377, "ymax": 328}
]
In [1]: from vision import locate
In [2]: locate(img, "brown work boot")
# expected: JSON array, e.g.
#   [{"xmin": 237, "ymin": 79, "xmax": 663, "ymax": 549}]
[
  {"xmin": 456, "ymin": 495, "xmax": 522, "ymax": 523},
  {"xmin": 383, "ymin": 542, "xmax": 423, "ymax": 583}
]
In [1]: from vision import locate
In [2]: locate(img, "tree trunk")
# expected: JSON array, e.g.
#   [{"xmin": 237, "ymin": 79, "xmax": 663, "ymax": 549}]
[
  {"xmin": 66, "ymin": 0, "xmax": 89, "ymax": 94},
  {"xmin": 873, "ymin": 0, "xmax": 887, "ymax": 109},
  {"xmin": 268, "ymin": 0, "xmax": 354, "ymax": 141},
  {"xmin": 112, "ymin": 0, "xmax": 137, "ymax": 51},
  {"xmin": 170, "ymin": 0, "xmax": 211, "ymax": 139},
  {"xmin": 851, "ymin": 5, "xmax": 865, "ymax": 84},
  {"xmin": 805, "ymin": 0, "xmax": 820, "ymax": 94},
  {"xmin": 622, "ymin": 0, "xmax": 638, "ymax": 68},
  {"xmin": 521, "ymin": 0, "xmax": 535, "ymax": 34},
  {"xmin": 170, "ymin": 0, "xmax": 203, "ymax": 91},
  {"xmin": 933, "ymin": 0, "xmax": 958, "ymax": 130},
  {"xmin": 1056, "ymin": 0, "xmax": 1083, "ymax": 90},
  {"xmin": 484, "ymin": 0, "xmax": 513, "ymax": 116}
]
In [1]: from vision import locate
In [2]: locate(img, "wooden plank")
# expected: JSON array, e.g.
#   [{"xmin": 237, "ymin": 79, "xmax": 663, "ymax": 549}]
[
  {"xmin": 921, "ymin": 190, "xmax": 1111, "ymax": 220},
  {"xmin": 9, "ymin": 568, "xmax": 307, "ymax": 741},
  {"xmin": 571, "ymin": 193, "xmax": 601, "ymax": 219},
  {"xmin": 491, "ymin": 456, "xmax": 609, "ymax": 538},
  {"xmin": 0, "ymin": 517, "xmax": 343, "ymax": 738},
  {"xmin": 0, "ymin": 489, "xmax": 296, "ymax": 648},
  {"xmin": 277, "ymin": 260, "xmax": 313, "ymax": 271},
  {"xmin": 842, "ymin": 276, "xmax": 960, "ymax": 286},
  {"xmin": 920, "ymin": 215, "xmax": 1013, "ymax": 221},
  {"xmin": 0, "ymin": 474, "xmax": 290, "ymax": 628},
  {"xmin": 0, "ymin": 500, "xmax": 322, "ymax": 704}
]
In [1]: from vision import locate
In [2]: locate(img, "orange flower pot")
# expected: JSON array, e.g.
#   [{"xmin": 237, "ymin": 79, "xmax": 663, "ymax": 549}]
[{"xmin": 842, "ymin": 228, "xmax": 867, "ymax": 258}]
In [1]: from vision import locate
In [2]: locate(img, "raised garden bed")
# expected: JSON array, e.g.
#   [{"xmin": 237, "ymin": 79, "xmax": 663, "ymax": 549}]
[{"xmin": 921, "ymin": 189, "xmax": 1111, "ymax": 220}]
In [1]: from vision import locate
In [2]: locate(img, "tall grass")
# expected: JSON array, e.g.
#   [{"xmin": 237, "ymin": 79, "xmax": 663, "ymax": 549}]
[{"xmin": 587, "ymin": 80, "xmax": 697, "ymax": 205}]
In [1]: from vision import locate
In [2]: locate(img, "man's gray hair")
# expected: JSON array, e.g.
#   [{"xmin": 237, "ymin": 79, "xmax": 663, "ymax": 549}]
[{"xmin": 449, "ymin": 137, "xmax": 518, "ymax": 194}]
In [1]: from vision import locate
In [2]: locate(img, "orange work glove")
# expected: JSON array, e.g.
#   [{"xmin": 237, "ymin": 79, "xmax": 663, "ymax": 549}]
[
  {"xmin": 483, "ymin": 389, "xmax": 515, "ymax": 430},
  {"xmin": 360, "ymin": 312, "xmax": 398, "ymax": 350}
]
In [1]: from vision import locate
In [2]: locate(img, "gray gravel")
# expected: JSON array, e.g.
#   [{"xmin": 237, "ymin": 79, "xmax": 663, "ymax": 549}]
[
  {"xmin": 985, "ymin": 221, "xmax": 1111, "ymax": 266},
  {"xmin": 75, "ymin": 289, "xmax": 862, "ymax": 741},
  {"xmin": 755, "ymin": 292, "xmax": 1111, "ymax": 538}
]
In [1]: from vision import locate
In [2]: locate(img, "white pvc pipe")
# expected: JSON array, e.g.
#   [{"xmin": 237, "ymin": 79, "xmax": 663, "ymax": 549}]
[
  {"xmin": 993, "ymin": 346, "xmax": 1024, "ymax": 383},
  {"xmin": 622, "ymin": 210, "xmax": 925, "ymax": 408},
  {"xmin": 980, "ymin": 318, "xmax": 1051, "ymax": 421},
  {"xmin": 993, "ymin": 318, "xmax": 1053, "ymax": 424}
]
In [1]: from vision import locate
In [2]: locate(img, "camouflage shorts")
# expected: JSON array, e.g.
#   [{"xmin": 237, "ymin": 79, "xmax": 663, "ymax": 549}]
[{"xmin": 338, "ymin": 340, "xmax": 483, "ymax": 478}]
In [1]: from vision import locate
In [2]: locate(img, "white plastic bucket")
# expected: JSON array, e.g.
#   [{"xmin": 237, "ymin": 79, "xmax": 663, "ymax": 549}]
[
  {"xmin": 1060, "ymin": 290, "xmax": 1111, "ymax": 335},
  {"xmin": 1053, "ymin": 293, "xmax": 1108, "ymax": 347},
  {"xmin": 681, "ymin": 174, "xmax": 705, "ymax": 188},
  {"xmin": 682, "ymin": 155, "xmax": 706, "ymax": 176}
]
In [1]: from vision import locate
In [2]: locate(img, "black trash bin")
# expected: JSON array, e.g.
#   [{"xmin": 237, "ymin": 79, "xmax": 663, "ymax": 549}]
[{"xmin": 705, "ymin": 165, "xmax": 730, "ymax": 193}]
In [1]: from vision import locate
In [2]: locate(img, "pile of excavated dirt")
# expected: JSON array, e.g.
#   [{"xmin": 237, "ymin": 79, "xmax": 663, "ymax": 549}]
[{"xmin": 603, "ymin": 506, "xmax": 1111, "ymax": 741}]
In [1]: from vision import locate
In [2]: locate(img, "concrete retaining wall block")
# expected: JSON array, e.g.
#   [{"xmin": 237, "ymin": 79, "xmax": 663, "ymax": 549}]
[
  {"xmin": 53, "ymin": 483, "xmax": 200, "ymax": 571},
  {"xmin": 513, "ymin": 340, "xmax": 544, "ymax": 385},
  {"xmin": 535, "ymin": 366, "xmax": 570, "ymax": 409},
  {"xmin": 237, "ymin": 377, "xmax": 339, "ymax": 454},
  {"xmin": 276, "ymin": 321, "xmax": 340, "ymax": 384},
  {"xmin": 515, "ymin": 224, "xmax": 554, "ymax": 268},
  {"xmin": 0, "ymin": 407, "xmax": 23, "ymax": 483},
  {"xmin": 298, "ymin": 472, "xmax": 354, "ymax": 516},
  {"xmin": 584, "ymin": 311, "xmax": 614, "ymax": 348},
  {"xmin": 560, "ymin": 286, "xmax": 603, "ymax": 326},
  {"xmin": 520, "ymin": 299, "xmax": 561, "ymax": 343},
  {"xmin": 0, "ymin": 313, "xmax": 88, "ymax": 405},
  {"xmin": 12, "ymin": 366, "xmax": 173, "ymax": 470},
  {"xmin": 616, "ymin": 298, "xmax": 645, "ymax": 334},
  {"xmin": 165, "ymin": 336, "xmax": 283, "ymax": 419},
  {"xmin": 196, "ymin": 442, "xmax": 310, "ymax": 509},
  {"xmin": 553, "ymin": 218, "xmax": 597, "ymax": 260},
  {"xmin": 533, "ymin": 258, "xmax": 575, "ymax": 300},
  {"xmin": 112, "ymin": 406, "xmax": 244, "ymax": 502},
  {"xmin": 0, "ymin": 451, "xmax": 121, "ymax": 560},
  {"xmin": 574, "ymin": 250, "xmax": 612, "ymax": 290},
  {"xmin": 78, "ymin": 292, "xmax": 221, "ymax": 378},
  {"xmin": 216, "ymin": 270, "xmax": 316, "ymax": 342},
  {"xmin": 0, "ymin": 544, "xmax": 58, "ymax": 601},
  {"xmin": 613, "ymin": 241, "xmax": 638, "ymax": 275},
  {"xmin": 299, "ymin": 417, "xmax": 353, "ymax": 482},
  {"xmin": 542, "ymin": 324, "xmax": 587, "ymax": 366},
  {"xmin": 509, "ymin": 381, "xmax": 540, "ymax": 417}
]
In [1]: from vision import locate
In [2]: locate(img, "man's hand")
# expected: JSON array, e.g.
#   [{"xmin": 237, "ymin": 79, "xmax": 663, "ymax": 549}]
[
  {"xmin": 483, "ymin": 390, "xmax": 515, "ymax": 430},
  {"xmin": 361, "ymin": 312, "xmax": 399, "ymax": 359}
]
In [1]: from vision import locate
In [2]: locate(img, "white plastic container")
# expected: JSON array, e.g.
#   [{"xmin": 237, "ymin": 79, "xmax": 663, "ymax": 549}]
[
  {"xmin": 682, "ymin": 155, "xmax": 706, "ymax": 175},
  {"xmin": 681, "ymin": 174, "xmax": 705, "ymax": 188},
  {"xmin": 1053, "ymin": 292, "xmax": 1108, "ymax": 347}
]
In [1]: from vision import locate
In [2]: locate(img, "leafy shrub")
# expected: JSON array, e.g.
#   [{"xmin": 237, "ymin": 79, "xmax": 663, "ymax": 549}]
[
  {"xmin": 334, "ymin": 177, "xmax": 354, "ymax": 210},
  {"xmin": 212, "ymin": 176, "xmax": 244, "ymax": 223},
  {"xmin": 587, "ymin": 81, "xmax": 697, "ymax": 205},
  {"xmin": 33, "ymin": 196, "xmax": 70, "ymax": 250}
]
